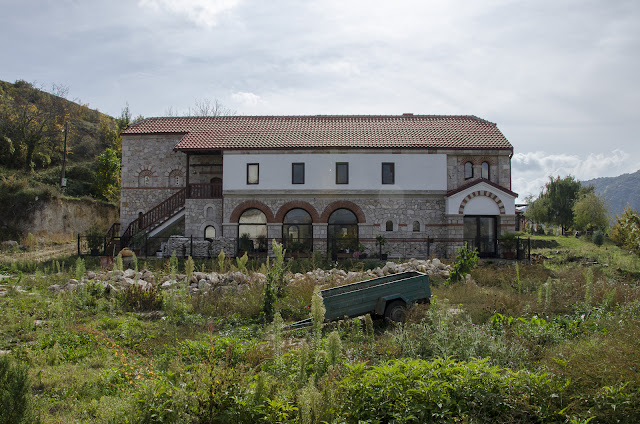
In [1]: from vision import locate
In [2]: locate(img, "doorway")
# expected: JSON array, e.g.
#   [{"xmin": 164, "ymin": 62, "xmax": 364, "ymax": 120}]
[{"xmin": 463, "ymin": 216, "xmax": 497, "ymax": 257}]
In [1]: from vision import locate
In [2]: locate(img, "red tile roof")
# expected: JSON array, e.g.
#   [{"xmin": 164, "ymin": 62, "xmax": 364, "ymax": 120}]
[{"xmin": 121, "ymin": 115, "xmax": 513, "ymax": 151}]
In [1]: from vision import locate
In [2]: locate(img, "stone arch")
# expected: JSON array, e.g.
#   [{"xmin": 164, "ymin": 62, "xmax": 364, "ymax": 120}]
[
  {"xmin": 167, "ymin": 167, "xmax": 185, "ymax": 187},
  {"xmin": 229, "ymin": 200, "xmax": 276, "ymax": 223},
  {"xmin": 275, "ymin": 201, "xmax": 320, "ymax": 223},
  {"xmin": 137, "ymin": 167, "xmax": 155, "ymax": 187},
  {"xmin": 458, "ymin": 191, "xmax": 506, "ymax": 215},
  {"xmin": 200, "ymin": 222, "xmax": 220, "ymax": 239},
  {"xmin": 320, "ymin": 201, "xmax": 366, "ymax": 223}
]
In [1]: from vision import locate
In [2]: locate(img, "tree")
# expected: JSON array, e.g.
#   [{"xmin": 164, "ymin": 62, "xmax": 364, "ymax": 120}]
[
  {"xmin": 545, "ymin": 175, "xmax": 581, "ymax": 233},
  {"xmin": 610, "ymin": 207, "xmax": 640, "ymax": 254},
  {"xmin": 524, "ymin": 194, "xmax": 549, "ymax": 232},
  {"xmin": 92, "ymin": 148, "xmax": 121, "ymax": 202},
  {"xmin": 164, "ymin": 98, "xmax": 235, "ymax": 117},
  {"xmin": 0, "ymin": 80, "xmax": 69, "ymax": 170},
  {"xmin": 573, "ymin": 191, "xmax": 609, "ymax": 231}
]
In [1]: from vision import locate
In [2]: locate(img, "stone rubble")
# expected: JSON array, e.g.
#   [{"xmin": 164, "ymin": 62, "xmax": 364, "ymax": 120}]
[{"xmin": 47, "ymin": 258, "xmax": 452, "ymax": 296}]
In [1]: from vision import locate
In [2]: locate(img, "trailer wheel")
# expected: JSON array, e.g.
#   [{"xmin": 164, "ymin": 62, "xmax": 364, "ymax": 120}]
[{"xmin": 384, "ymin": 300, "xmax": 406, "ymax": 322}]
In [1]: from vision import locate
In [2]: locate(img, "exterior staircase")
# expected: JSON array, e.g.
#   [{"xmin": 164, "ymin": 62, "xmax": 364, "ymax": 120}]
[{"xmin": 104, "ymin": 182, "xmax": 222, "ymax": 254}]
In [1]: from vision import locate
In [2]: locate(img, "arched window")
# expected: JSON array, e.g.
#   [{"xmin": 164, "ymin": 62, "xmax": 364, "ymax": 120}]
[
  {"xmin": 385, "ymin": 220, "xmax": 394, "ymax": 232},
  {"xmin": 204, "ymin": 225, "xmax": 216, "ymax": 240},
  {"xmin": 168, "ymin": 169, "xmax": 184, "ymax": 187},
  {"xmin": 238, "ymin": 208, "xmax": 267, "ymax": 252},
  {"xmin": 328, "ymin": 208, "xmax": 358, "ymax": 254},
  {"xmin": 481, "ymin": 162, "xmax": 490, "ymax": 180},
  {"xmin": 413, "ymin": 221, "xmax": 420, "ymax": 232},
  {"xmin": 283, "ymin": 208, "xmax": 313, "ymax": 253},
  {"xmin": 464, "ymin": 162, "xmax": 473, "ymax": 179},
  {"xmin": 138, "ymin": 170, "xmax": 153, "ymax": 187}
]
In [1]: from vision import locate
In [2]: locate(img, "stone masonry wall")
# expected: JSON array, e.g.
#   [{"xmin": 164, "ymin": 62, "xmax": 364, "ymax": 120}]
[
  {"xmin": 218, "ymin": 194, "xmax": 448, "ymax": 258},
  {"xmin": 446, "ymin": 150, "xmax": 512, "ymax": 191},
  {"xmin": 184, "ymin": 199, "xmax": 223, "ymax": 239},
  {"xmin": 120, "ymin": 134, "xmax": 186, "ymax": 233}
]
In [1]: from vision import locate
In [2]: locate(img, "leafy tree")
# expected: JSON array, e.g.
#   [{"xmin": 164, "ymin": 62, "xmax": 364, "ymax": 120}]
[
  {"xmin": 573, "ymin": 191, "xmax": 609, "ymax": 231},
  {"xmin": 610, "ymin": 207, "xmax": 640, "ymax": 254},
  {"xmin": 545, "ymin": 175, "xmax": 581, "ymax": 233},
  {"xmin": 526, "ymin": 176, "xmax": 581, "ymax": 233},
  {"xmin": 92, "ymin": 148, "xmax": 121, "ymax": 202},
  {"xmin": 0, "ymin": 80, "xmax": 69, "ymax": 170},
  {"xmin": 524, "ymin": 194, "xmax": 549, "ymax": 232}
]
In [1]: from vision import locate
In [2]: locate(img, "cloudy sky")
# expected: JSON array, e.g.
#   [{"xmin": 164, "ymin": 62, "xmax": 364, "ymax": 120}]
[{"xmin": 2, "ymin": 0, "xmax": 639, "ymax": 200}]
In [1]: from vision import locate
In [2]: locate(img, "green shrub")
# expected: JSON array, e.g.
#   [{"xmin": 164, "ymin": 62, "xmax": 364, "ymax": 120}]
[
  {"xmin": 592, "ymin": 230, "xmax": 604, "ymax": 246},
  {"xmin": 118, "ymin": 284, "xmax": 163, "ymax": 312},
  {"xmin": 447, "ymin": 243, "xmax": 478, "ymax": 284},
  {"xmin": 0, "ymin": 355, "xmax": 38, "ymax": 424},
  {"xmin": 337, "ymin": 357, "xmax": 564, "ymax": 423}
]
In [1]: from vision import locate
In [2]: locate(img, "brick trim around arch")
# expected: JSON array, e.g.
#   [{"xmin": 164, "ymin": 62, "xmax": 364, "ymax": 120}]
[
  {"xmin": 229, "ymin": 201, "xmax": 276, "ymax": 223},
  {"xmin": 275, "ymin": 201, "xmax": 320, "ymax": 223},
  {"xmin": 458, "ymin": 191, "xmax": 506, "ymax": 215},
  {"xmin": 320, "ymin": 201, "xmax": 366, "ymax": 223}
]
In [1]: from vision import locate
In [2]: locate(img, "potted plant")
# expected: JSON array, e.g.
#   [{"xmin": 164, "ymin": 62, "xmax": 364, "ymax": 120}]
[{"xmin": 86, "ymin": 226, "xmax": 103, "ymax": 256}]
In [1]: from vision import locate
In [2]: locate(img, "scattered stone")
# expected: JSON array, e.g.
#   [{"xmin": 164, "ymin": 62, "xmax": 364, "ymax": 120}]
[{"xmin": 1, "ymin": 240, "xmax": 18, "ymax": 248}]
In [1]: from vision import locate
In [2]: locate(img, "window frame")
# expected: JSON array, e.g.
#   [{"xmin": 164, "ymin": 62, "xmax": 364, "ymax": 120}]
[
  {"xmin": 204, "ymin": 225, "xmax": 216, "ymax": 240},
  {"xmin": 385, "ymin": 220, "xmax": 394, "ymax": 232},
  {"xmin": 336, "ymin": 162, "xmax": 349, "ymax": 185},
  {"xmin": 382, "ymin": 162, "xmax": 395, "ymax": 185},
  {"xmin": 464, "ymin": 161, "xmax": 474, "ymax": 179},
  {"xmin": 481, "ymin": 162, "xmax": 490, "ymax": 180},
  {"xmin": 246, "ymin": 163, "xmax": 259, "ymax": 185},
  {"xmin": 292, "ymin": 162, "xmax": 305, "ymax": 184}
]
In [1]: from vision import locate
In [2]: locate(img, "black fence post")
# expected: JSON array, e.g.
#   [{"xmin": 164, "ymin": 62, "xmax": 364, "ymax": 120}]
[
  {"xmin": 77, "ymin": 233, "xmax": 80, "ymax": 256},
  {"xmin": 190, "ymin": 235, "xmax": 193, "ymax": 258},
  {"xmin": 145, "ymin": 234, "xmax": 148, "ymax": 258}
]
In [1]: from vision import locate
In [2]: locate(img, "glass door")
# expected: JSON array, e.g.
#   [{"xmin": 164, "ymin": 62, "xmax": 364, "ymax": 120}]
[{"xmin": 463, "ymin": 216, "xmax": 497, "ymax": 257}]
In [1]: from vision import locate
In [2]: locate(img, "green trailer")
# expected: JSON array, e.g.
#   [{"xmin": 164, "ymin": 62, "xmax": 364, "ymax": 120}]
[{"xmin": 290, "ymin": 271, "xmax": 430, "ymax": 328}]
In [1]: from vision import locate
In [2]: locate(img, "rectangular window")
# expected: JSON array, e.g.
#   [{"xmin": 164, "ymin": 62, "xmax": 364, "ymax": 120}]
[
  {"xmin": 336, "ymin": 162, "xmax": 349, "ymax": 184},
  {"xmin": 292, "ymin": 163, "xmax": 305, "ymax": 184},
  {"xmin": 382, "ymin": 162, "xmax": 395, "ymax": 184},
  {"xmin": 247, "ymin": 163, "xmax": 259, "ymax": 185}
]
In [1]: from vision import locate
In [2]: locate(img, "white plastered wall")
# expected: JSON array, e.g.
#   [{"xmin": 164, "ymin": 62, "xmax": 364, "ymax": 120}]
[{"xmin": 445, "ymin": 181, "xmax": 516, "ymax": 216}]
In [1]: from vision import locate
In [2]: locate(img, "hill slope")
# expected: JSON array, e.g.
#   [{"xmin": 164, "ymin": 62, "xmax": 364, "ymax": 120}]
[{"xmin": 583, "ymin": 169, "xmax": 640, "ymax": 217}]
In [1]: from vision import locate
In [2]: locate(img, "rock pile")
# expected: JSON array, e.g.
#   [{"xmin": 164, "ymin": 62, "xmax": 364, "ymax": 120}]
[{"xmin": 48, "ymin": 259, "xmax": 451, "ymax": 295}]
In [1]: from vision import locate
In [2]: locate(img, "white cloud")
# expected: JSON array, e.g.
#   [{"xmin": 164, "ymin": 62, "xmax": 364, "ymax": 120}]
[
  {"xmin": 138, "ymin": 0, "xmax": 241, "ymax": 27},
  {"xmin": 512, "ymin": 149, "xmax": 633, "ymax": 201},
  {"xmin": 231, "ymin": 91, "xmax": 262, "ymax": 107}
]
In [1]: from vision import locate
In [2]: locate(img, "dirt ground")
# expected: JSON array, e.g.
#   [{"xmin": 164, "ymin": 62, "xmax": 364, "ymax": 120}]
[{"xmin": 0, "ymin": 241, "xmax": 77, "ymax": 264}]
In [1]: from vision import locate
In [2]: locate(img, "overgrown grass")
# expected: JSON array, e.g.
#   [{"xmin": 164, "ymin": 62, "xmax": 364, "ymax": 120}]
[{"xmin": 1, "ymin": 235, "xmax": 639, "ymax": 422}]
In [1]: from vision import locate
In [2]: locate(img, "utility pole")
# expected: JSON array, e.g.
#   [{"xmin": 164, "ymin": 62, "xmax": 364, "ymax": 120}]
[{"xmin": 61, "ymin": 122, "xmax": 68, "ymax": 190}]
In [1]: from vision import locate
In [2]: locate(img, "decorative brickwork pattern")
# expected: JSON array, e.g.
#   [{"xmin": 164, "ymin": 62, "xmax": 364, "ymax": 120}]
[
  {"xmin": 274, "ymin": 201, "xmax": 321, "ymax": 222},
  {"xmin": 229, "ymin": 200, "xmax": 276, "ymax": 223},
  {"xmin": 319, "ymin": 201, "xmax": 367, "ymax": 223},
  {"xmin": 458, "ymin": 191, "xmax": 505, "ymax": 215}
]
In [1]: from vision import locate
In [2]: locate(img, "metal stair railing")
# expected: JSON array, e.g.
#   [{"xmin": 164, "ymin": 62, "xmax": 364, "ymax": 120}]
[{"xmin": 120, "ymin": 188, "xmax": 187, "ymax": 248}]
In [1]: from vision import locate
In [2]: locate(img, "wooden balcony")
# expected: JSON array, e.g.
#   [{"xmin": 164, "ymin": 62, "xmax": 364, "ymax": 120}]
[{"xmin": 188, "ymin": 183, "xmax": 222, "ymax": 199}]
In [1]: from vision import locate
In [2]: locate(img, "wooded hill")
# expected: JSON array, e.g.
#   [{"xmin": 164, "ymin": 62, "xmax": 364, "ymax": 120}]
[
  {"xmin": 0, "ymin": 79, "xmax": 124, "ymax": 239},
  {"xmin": 583, "ymin": 169, "xmax": 640, "ymax": 217}
]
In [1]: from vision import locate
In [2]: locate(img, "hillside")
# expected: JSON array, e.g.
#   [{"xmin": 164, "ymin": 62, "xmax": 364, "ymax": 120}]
[
  {"xmin": 583, "ymin": 169, "xmax": 640, "ymax": 217},
  {"xmin": 0, "ymin": 79, "xmax": 123, "ymax": 239}
]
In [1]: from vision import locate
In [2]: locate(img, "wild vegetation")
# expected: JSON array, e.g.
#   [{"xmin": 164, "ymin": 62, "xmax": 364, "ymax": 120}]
[
  {"xmin": 0, "ymin": 79, "xmax": 132, "ymax": 240},
  {"xmin": 1, "ymin": 236, "xmax": 639, "ymax": 423}
]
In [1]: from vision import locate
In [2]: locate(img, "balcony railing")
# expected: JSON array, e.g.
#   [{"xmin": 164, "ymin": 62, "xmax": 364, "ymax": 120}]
[{"xmin": 188, "ymin": 183, "xmax": 222, "ymax": 199}]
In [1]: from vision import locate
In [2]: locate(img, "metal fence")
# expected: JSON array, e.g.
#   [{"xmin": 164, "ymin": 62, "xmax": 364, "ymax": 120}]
[{"xmin": 80, "ymin": 233, "xmax": 531, "ymax": 263}]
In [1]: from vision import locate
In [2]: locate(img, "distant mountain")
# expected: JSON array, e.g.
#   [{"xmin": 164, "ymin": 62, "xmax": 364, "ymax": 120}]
[{"xmin": 582, "ymin": 170, "xmax": 640, "ymax": 218}]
